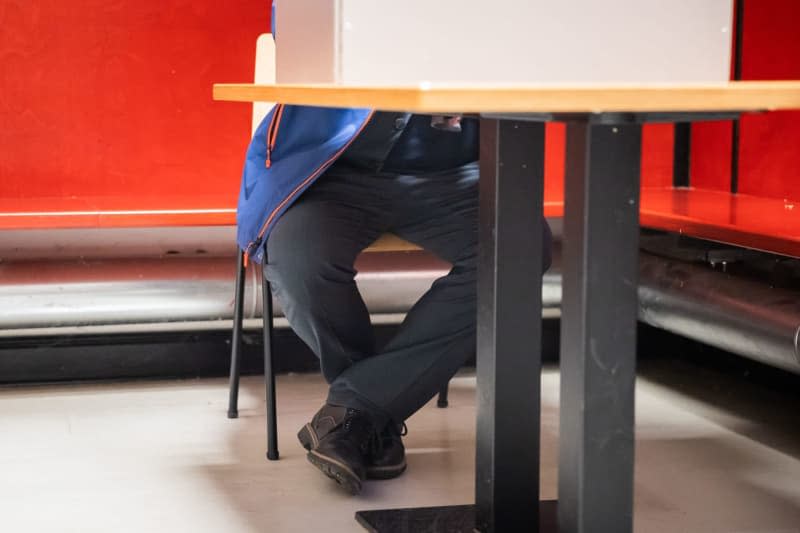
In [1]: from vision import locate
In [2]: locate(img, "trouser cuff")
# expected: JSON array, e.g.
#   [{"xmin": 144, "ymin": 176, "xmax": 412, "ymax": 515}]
[{"xmin": 326, "ymin": 389, "xmax": 393, "ymax": 431}]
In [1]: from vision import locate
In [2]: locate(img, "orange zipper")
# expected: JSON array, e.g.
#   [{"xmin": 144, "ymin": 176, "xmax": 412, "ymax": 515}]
[
  {"xmin": 246, "ymin": 110, "xmax": 376, "ymax": 260},
  {"xmin": 265, "ymin": 104, "xmax": 285, "ymax": 168}
]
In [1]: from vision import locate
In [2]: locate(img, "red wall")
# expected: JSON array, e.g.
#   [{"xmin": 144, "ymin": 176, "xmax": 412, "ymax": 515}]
[
  {"xmin": 1, "ymin": 1, "xmax": 798, "ymax": 218},
  {"xmin": 544, "ymin": 118, "xmax": 680, "ymax": 199},
  {"xmin": 0, "ymin": 1, "xmax": 268, "ymax": 206},
  {"xmin": 691, "ymin": 0, "xmax": 800, "ymax": 201},
  {"xmin": 545, "ymin": 0, "xmax": 800, "ymax": 203}
]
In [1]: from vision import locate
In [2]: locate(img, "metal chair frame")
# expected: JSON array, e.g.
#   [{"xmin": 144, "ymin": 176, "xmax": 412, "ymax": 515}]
[{"xmin": 227, "ymin": 250, "xmax": 448, "ymax": 460}]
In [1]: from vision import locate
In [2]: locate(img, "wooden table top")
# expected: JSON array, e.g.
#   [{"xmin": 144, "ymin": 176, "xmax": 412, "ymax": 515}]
[{"xmin": 213, "ymin": 81, "xmax": 800, "ymax": 113}]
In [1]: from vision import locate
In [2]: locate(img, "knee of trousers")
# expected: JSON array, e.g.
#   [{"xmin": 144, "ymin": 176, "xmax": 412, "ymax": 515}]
[{"xmin": 263, "ymin": 235, "xmax": 356, "ymax": 295}]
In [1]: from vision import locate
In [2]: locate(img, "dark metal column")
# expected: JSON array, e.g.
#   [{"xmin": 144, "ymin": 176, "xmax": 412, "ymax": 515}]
[
  {"xmin": 559, "ymin": 120, "xmax": 641, "ymax": 533},
  {"xmin": 262, "ymin": 264, "xmax": 279, "ymax": 461},
  {"xmin": 476, "ymin": 119, "xmax": 546, "ymax": 532},
  {"xmin": 731, "ymin": 0, "xmax": 745, "ymax": 193},
  {"xmin": 672, "ymin": 122, "xmax": 691, "ymax": 188},
  {"xmin": 355, "ymin": 117, "xmax": 555, "ymax": 533},
  {"xmin": 227, "ymin": 251, "xmax": 246, "ymax": 419}
]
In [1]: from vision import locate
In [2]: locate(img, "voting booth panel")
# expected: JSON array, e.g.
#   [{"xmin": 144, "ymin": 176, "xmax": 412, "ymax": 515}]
[{"xmin": 276, "ymin": 0, "xmax": 733, "ymax": 85}]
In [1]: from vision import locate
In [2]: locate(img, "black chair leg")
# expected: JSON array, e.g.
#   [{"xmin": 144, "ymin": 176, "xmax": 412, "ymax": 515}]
[
  {"xmin": 437, "ymin": 381, "xmax": 449, "ymax": 408},
  {"xmin": 262, "ymin": 260, "xmax": 280, "ymax": 461},
  {"xmin": 227, "ymin": 250, "xmax": 246, "ymax": 419}
]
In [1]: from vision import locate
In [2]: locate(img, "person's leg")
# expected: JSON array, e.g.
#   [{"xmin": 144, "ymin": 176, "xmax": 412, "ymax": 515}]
[
  {"xmin": 264, "ymin": 171, "xmax": 388, "ymax": 383},
  {"xmin": 327, "ymin": 162, "xmax": 552, "ymax": 425}
]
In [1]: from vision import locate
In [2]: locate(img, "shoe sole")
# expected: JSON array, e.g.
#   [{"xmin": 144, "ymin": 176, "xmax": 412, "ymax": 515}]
[
  {"xmin": 364, "ymin": 460, "xmax": 407, "ymax": 480},
  {"xmin": 299, "ymin": 425, "xmax": 406, "ymax": 480},
  {"xmin": 307, "ymin": 449, "xmax": 363, "ymax": 495}
]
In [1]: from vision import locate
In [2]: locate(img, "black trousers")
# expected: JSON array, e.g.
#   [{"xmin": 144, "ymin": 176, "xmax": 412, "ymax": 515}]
[{"xmin": 264, "ymin": 162, "xmax": 551, "ymax": 427}]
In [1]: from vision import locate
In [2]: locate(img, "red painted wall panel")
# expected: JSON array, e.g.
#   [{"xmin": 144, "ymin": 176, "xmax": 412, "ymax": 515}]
[
  {"xmin": 544, "ymin": 122, "xmax": 675, "ymax": 196},
  {"xmin": 740, "ymin": 0, "xmax": 800, "ymax": 80},
  {"xmin": 737, "ymin": 0, "xmax": 800, "ymax": 201},
  {"xmin": 640, "ymin": 124, "xmax": 674, "ymax": 189},
  {"xmin": 2, "ymin": 0, "xmax": 797, "ymax": 231},
  {"xmin": 690, "ymin": 121, "xmax": 732, "ymax": 192},
  {"xmin": 690, "ymin": 0, "xmax": 800, "ymax": 201},
  {"xmin": 0, "ymin": 1, "xmax": 268, "ymax": 205},
  {"xmin": 739, "ymin": 111, "xmax": 800, "ymax": 200},
  {"xmin": 543, "ymin": 123, "xmax": 565, "ymax": 206}
]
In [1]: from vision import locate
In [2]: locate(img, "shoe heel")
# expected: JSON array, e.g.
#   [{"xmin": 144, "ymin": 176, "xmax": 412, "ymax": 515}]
[{"xmin": 297, "ymin": 423, "xmax": 315, "ymax": 450}]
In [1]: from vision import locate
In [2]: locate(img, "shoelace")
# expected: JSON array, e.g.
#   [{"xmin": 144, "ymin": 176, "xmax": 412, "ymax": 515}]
[
  {"xmin": 368, "ymin": 431, "xmax": 384, "ymax": 457},
  {"xmin": 341, "ymin": 410, "xmax": 408, "ymax": 457},
  {"xmin": 340, "ymin": 410, "xmax": 380, "ymax": 456},
  {"xmin": 369, "ymin": 422, "xmax": 407, "ymax": 458}
]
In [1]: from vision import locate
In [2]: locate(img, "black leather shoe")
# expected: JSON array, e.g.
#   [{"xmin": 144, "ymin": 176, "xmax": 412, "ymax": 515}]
[
  {"xmin": 306, "ymin": 408, "xmax": 376, "ymax": 494},
  {"xmin": 297, "ymin": 404, "xmax": 348, "ymax": 450},
  {"xmin": 366, "ymin": 423, "xmax": 407, "ymax": 480},
  {"xmin": 299, "ymin": 404, "xmax": 407, "ymax": 480}
]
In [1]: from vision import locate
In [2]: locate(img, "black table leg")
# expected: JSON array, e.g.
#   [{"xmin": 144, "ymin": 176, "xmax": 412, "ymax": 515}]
[
  {"xmin": 356, "ymin": 118, "xmax": 552, "ymax": 532},
  {"xmin": 559, "ymin": 120, "xmax": 641, "ymax": 533},
  {"xmin": 475, "ymin": 118, "xmax": 548, "ymax": 532}
]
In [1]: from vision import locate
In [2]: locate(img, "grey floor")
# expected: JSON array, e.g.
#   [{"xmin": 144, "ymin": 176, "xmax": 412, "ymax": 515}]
[{"xmin": 1, "ymin": 360, "xmax": 799, "ymax": 533}]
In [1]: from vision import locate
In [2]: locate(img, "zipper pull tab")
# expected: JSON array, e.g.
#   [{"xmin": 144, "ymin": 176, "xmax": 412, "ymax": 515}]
[
  {"xmin": 245, "ymin": 238, "xmax": 263, "ymax": 267},
  {"xmin": 264, "ymin": 103, "xmax": 284, "ymax": 169}
]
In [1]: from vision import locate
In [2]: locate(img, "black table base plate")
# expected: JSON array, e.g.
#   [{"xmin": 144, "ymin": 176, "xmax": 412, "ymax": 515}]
[{"xmin": 355, "ymin": 500, "xmax": 558, "ymax": 533}]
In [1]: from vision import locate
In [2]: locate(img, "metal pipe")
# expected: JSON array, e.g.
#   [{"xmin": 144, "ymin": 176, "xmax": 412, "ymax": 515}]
[
  {"xmin": 542, "ymin": 254, "xmax": 800, "ymax": 374},
  {"xmin": 0, "ymin": 253, "xmax": 563, "ymax": 335},
  {"xmin": 1, "ymin": 249, "xmax": 798, "ymax": 375},
  {"xmin": 637, "ymin": 253, "xmax": 800, "ymax": 374},
  {"xmin": 0, "ymin": 254, "xmax": 452, "ymax": 333}
]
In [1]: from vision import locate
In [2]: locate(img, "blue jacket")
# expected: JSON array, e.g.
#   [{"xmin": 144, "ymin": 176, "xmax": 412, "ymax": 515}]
[
  {"xmin": 236, "ymin": 4, "xmax": 371, "ymax": 263},
  {"xmin": 236, "ymin": 104, "xmax": 372, "ymax": 263}
]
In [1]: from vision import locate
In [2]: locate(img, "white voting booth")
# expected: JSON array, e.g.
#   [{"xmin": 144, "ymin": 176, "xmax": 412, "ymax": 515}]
[{"xmin": 275, "ymin": 0, "xmax": 734, "ymax": 85}]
